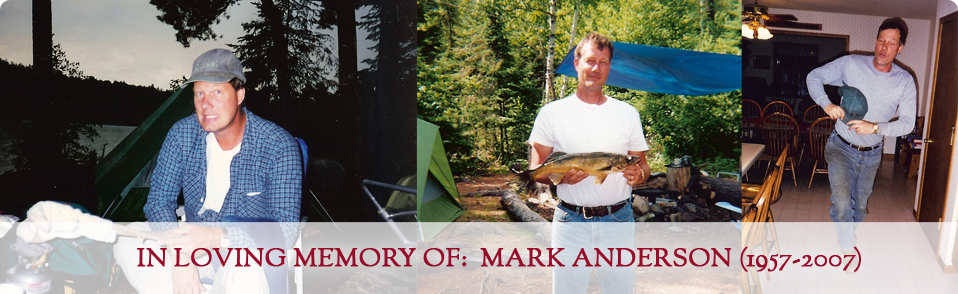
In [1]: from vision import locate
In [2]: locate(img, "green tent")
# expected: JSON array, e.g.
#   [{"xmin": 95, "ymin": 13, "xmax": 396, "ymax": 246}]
[
  {"xmin": 95, "ymin": 86, "xmax": 196, "ymax": 221},
  {"xmin": 417, "ymin": 119, "xmax": 465, "ymax": 239}
]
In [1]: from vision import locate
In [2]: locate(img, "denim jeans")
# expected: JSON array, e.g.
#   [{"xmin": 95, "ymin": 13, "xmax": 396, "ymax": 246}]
[
  {"xmin": 552, "ymin": 200, "xmax": 634, "ymax": 294},
  {"xmin": 824, "ymin": 131, "xmax": 881, "ymax": 250}
]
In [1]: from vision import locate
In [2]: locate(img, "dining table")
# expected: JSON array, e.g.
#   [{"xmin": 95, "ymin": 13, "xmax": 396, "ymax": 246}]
[{"xmin": 741, "ymin": 143, "xmax": 766, "ymax": 175}]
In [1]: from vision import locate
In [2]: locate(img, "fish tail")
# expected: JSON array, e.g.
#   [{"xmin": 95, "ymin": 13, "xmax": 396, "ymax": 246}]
[{"xmin": 511, "ymin": 170, "xmax": 537, "ymax": 194}]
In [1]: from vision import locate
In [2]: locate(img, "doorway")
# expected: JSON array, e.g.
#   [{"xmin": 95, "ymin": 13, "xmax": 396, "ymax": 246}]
[{"xmin": 917, "ymin": 11, "xmax": 957, "ymax": 235}]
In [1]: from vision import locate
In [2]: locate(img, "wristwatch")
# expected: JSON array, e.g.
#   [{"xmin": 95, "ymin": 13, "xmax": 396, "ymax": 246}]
[
  {"xmin": 872, "ymin": 123, "xmax": 879, "ymax": 134},
  {"xmin": 220, "ymin": 228, "xmax": 230, "ymax": 248}
]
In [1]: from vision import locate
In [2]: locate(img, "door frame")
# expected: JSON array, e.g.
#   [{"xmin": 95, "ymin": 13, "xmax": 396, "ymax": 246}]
[
  {"xmin": 916, "ymin": 11, "xmax": 957, "ymax": 223},
  {"xmin": 916, "ymin": 11, "xmax": 958, "ymax": 272}
]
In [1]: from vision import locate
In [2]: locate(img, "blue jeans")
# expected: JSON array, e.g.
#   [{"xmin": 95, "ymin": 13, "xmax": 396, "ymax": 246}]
[
  {"xmin": 552, "ymin": 201, "xmax": 634, "ymax": 294},
  {"xmin": 824, "ymin": 132, "xmax": 881, "ymax": 250}
]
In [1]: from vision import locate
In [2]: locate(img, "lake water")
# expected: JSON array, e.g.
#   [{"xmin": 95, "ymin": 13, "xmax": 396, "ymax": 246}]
[{"xmin": 0, "ymin": 124, "xmax": 136, "ymax": 174}]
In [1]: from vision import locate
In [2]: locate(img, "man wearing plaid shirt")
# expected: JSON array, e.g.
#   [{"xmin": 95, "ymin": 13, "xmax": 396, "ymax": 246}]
[{"xmin": 115, "ymin": 49, "xmax": 301, "ymax": 294}]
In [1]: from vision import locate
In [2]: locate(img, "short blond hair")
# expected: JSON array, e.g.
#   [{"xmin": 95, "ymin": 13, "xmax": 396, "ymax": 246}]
[{"xmin": 574, "ymin": 32, "xmax": 614, "ymax": 60}]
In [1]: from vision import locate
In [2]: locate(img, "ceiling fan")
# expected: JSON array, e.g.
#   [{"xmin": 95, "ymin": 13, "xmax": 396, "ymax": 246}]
[{"xmin": 742, "ymin": 1, "xmax": 822, "ymax": 37}]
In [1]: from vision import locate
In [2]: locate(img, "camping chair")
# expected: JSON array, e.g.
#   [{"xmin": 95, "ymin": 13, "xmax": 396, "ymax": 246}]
[
  {"xmin": 361, "ymin": 179, "xmax": 418, "ymax": 247},
  {"xmin": 763, "ymin": 101, "xmax": 793, "ymax": 118},
  {"xmin": 807, "ymin": 117, "xmax": 836, "ymax": 188},
  {"xmin": 760, "ymin": 113, "xmax": 799, "ymax": 186}
]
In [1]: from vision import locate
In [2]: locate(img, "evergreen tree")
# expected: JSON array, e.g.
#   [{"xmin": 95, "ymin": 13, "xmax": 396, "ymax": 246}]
[{"xmin": 418, "ymin": 0, "xmax": 742, "ymax": 175}]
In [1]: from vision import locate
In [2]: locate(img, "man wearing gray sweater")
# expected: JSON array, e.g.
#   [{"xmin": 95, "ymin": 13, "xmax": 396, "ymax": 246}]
[{"xmin": 806, "ymin": 17, "xmax": 916, "ymax": 253}]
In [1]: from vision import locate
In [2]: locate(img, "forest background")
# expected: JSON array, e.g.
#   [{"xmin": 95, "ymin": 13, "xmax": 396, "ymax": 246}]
[{"xmin": 417, "ymin": 0, "xmax": 743, "ymax": 177}]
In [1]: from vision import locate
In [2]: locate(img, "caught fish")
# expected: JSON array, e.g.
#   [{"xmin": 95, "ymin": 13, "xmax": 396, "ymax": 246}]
[{"xmin": 512, "ymin": 152, "xmax": 640, "ymax": 193}]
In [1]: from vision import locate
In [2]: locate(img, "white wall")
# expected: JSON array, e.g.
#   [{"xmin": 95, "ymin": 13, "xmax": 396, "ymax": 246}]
[{"xmin": 767, "ymin": 8, "xmax": 934, "ymax": 154}]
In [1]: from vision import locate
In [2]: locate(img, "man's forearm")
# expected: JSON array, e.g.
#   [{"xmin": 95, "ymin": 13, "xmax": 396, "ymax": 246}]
[{"xmin": 878, "ymin": 115, "xmax": 916, "ymax": 137}]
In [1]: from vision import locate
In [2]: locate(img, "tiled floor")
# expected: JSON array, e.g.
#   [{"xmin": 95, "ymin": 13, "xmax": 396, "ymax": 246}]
[
  {"xmin": 742, "ymin": 153, "xmax": 958, "ymax": 293},
  {"xmin": 745, "ymin": 154, "xmax": 918, "ymax": 222},
  {"xmin": 754, "ymin": 223, "xmax": 958, "ymax": 294}
]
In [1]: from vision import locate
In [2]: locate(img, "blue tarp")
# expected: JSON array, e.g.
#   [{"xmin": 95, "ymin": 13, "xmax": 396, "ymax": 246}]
[{"xmin": 555, "ymin": 42, "xmax": 742, "ymax": 96}]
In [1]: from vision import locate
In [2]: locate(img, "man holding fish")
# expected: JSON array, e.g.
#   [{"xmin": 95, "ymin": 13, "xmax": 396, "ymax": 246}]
[{"xmin": 527, "ymin": 32, "xmax": 650, "ymax": 293}]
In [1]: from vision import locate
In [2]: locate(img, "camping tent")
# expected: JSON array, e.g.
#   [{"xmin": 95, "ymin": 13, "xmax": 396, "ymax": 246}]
[
  {"xmin": 555, "ymin": 41, "xmax": 741, "ymax": 95},
  {"xmin": 95, "ymin": 86, "xmax": 195, "ymax": 220},
  {"xmin": 417, "ymin": 119, "xmax": 465, "ymax": 240}
]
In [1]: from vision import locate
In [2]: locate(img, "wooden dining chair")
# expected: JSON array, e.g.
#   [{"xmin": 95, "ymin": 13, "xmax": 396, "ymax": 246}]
[
  {"xmin": 765, "ymin": 148, "xmax": 787, "ymax": 249},
  {"xmin": 760, "ymin": 113, "xmax": 799, "ymax": 186},
  {"xmin": 763, "ymin": 101, "xmax": 793, "ymax": 118},
  {"xmin": 742, "ymin": 172, "xmax": 773, "ymax": 294},
  {"xmin": 803, "ymin": 105, "xmax": 827, "ymax": 124},
  {"xmin": 797, "ymin": 105, "xmax": 826, "ymax": 161},
  {"xmin": 807, "ymin": 117, "xmax": 836, "ymax": 188},
  {"xmin": 742, "ymin": 149, "xmax": 786, "ymax": 294},
  {"xmin": 743, "ymin": 99, "xmax": 763, "ymax": 140},
  {"xmin": 743, "ymin": 146, "xmax": 788, "ymax": 210},
  {"xmin": 742, "ymin": 148, "xmax": 789, "ymax": 208}
]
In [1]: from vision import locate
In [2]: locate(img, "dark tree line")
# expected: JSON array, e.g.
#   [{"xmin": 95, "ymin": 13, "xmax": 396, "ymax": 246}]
[
  {"xmin": 1, "ymin": 0, "xmax": 415, "ymax": 220},
  {"xmin": 0, "ymin": 56, "xmax": 169, "ymax": 217},
  {"xmin": 151, "ymin": 0, "xmax": 417, "ymax": 221}
]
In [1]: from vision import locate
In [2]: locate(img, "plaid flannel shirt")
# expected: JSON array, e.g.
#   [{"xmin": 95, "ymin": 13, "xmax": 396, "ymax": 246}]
[{"xmin": 144, "ymin": 108, "xmax": 302, "ymax": 248}]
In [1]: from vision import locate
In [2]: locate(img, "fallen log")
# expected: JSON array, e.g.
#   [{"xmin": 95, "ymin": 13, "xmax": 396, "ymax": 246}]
[
  {"xmin": 634, "ymin": 175, "xmax": 667, "ymax": 190},
  {"xmin": 500, "ymin": 189, "xmax": 551, "ymax": 244},
  {"xmin": 463, "ymin": 189, "xmax": 506, "ymax": 197},
  {"xmin": 500, "ymin": 190, "xmax": 547, "ymax": 222},
  {"xmin": 695, "ymin": 176, "xmax": 743, "ymax": 206}
]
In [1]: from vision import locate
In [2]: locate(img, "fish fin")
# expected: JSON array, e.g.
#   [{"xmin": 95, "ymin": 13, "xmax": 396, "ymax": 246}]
[
  {"xmin": 548, "ymin": 173, "xmax": 564, "ymax": 185},
  {"xmin": 542, "ymin": 151, "xmax": 567, "ymax": 165},
  {"xmin": 596, "ymin": 164, "xmax": 613, "ymax": 171},
  {"xmin": 595, "ymin": 173, "xmax": 609, "ymax": 184},
  {"xmin": 511, "ymin": 171, "xmax": 537, "ymax": 195}
]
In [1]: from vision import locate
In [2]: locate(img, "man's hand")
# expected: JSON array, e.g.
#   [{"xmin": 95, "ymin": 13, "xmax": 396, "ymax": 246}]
[
  {"xmin": 558, "ymin": 169, "xmax": 588, "ymax": 185},
  {"xmin": 824, "ymin": 104, "xmax": 845, "ymax": 121},
  {"xmin": 158, "ymin": 224, "xmax": 223, "ymax": 250},
  {"xmin": 845, "ymin": 120, "xmax": 877, "ymax": 135},
  {"xmin": 534, "ymin": 168, "xmax": 588, "ymax": 185},
  {"xmin": 622, "ymin": 164, "xmax": 646, "ymax": 187},
  {"xmin": 623, "ymin": 151, "xmax": 650, "ymax": 188},
  {"xmin": 172, "ymin": 265, "xmax": 204, "ymax": 294}
]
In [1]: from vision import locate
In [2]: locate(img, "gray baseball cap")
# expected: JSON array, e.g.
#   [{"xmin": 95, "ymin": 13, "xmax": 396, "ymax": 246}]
[
  {"xmin": 838, "ymin": 81, "xmax": 868, "ymax": 124},
  {"xmin": 184, "ymin": 49, "xmax": 246, "ymax": 86}
]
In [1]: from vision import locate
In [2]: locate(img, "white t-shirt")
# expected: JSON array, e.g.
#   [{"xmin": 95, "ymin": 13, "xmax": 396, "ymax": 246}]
[
  {"xmin": 201, "ymin": 132, "xmax": 241, "ymax": 214},
  {"xmin": 528, "ymin": 94, "xmax": 649, "ymax": 206}
]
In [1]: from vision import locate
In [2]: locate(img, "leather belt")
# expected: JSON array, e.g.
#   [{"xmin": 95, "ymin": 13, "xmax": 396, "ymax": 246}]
[
  {"xmin": 836, "ymin": 133, "xmax": 881, "ymax": 151},
  {"xmin": 560, "ymin": 200, "xmax": 628, "ymax": 219}
]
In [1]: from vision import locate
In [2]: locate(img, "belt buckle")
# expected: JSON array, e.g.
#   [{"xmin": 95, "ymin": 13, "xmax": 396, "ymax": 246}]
[
  {"xmin": 581, "ymin": 207, "xmax": 593, "ymax": 219},
  {"xmin": 857, "ymin": 145, "xmax": 867, "ymax": 151}
]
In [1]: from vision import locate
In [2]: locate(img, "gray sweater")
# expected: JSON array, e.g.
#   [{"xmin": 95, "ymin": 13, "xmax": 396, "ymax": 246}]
[{"xmin": 806, "ymin": 54, "xmax": 917, "ymax": 146}]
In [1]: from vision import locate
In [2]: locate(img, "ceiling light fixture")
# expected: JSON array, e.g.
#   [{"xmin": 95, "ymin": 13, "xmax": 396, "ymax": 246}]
[{"xmin": 743, "ymin": 16, "xmax": 773, "ymax": 40}]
